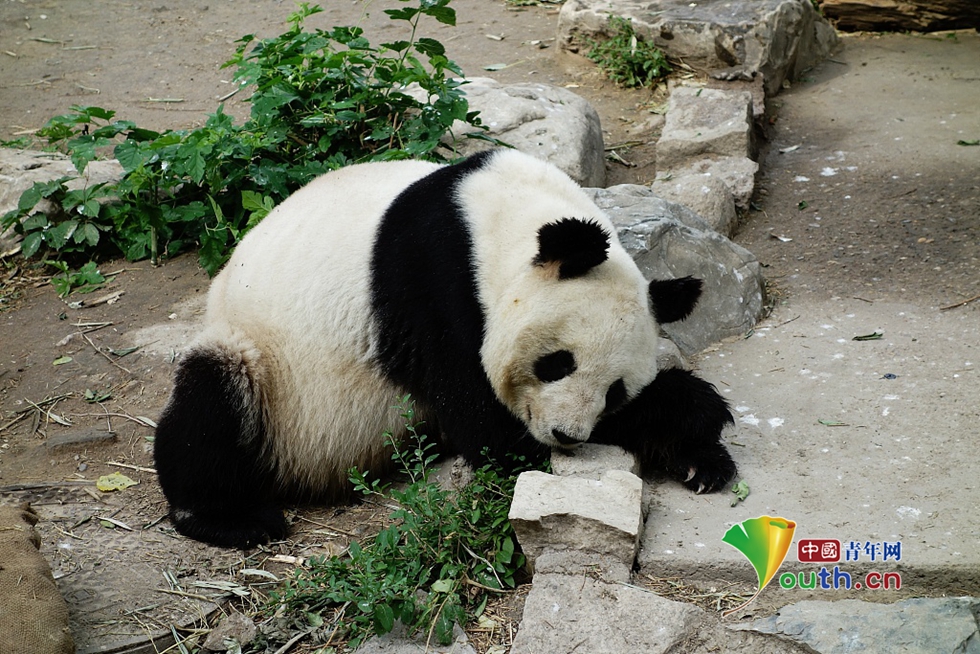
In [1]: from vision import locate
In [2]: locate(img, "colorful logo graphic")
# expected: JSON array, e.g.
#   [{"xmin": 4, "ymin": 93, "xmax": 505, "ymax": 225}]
[{"xmin": 721, "ymin": 515, "xmax": 797, "ymax": 616}]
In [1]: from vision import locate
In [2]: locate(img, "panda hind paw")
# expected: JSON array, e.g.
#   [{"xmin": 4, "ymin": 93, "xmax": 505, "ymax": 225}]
[{"xmin": 170, "ymin": 506, "xmax": 288, "ymax": 550}]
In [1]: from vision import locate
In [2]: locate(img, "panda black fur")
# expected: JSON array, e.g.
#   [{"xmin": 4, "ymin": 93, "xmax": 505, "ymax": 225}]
[{"xmin": 153, "ymin": 150, "xmax": 737, "ymax": 549}]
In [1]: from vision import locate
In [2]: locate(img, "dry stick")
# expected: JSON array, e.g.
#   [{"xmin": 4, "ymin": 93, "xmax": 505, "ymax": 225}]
[
  {"xmin": 155, "ymin": 588, "xmax": 214, "ymax": 603},
  {"xmin": 75, "ymin": 412, "xmax": 154, "ymax": 428},
  {"xmin": 25, "ymin": 397, "xmax": 71, "ymax": 426},
  {"xmin": 0, "ymin": 480, "xmax": 96, "ymax": 492},
  {"xmin": 82, "ymin": 333, "xmax": 131, "ymax": 374},
  {"xmin": 940, "ymin": 294, "xmax": 980, "ymax": 311},
  {"xmin": 108, "ymin": 460, "xmax": 157, "ymax": 474},
  {"xmin": 271, "ymin": 625, "xmax": 317, "ymax": 654}
]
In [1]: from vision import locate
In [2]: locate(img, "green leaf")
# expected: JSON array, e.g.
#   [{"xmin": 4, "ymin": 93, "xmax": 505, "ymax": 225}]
[
  {"xmin": 852, "ymin": 331, "xmax": 883, "ymax": 341},
  {"xmin": 423, "ymin": 5, "xmax": 456, "ymax": 26},
  {"xmin": 22, "ymin": 232, "xmax": 44, "ymax": 258},
  {"xmin": 373, "ymin": 603, "xmax": 395, "ymax": 634},
  {"xmin": 52, "ymin": 355, "xmax": 73, "ymax": 366},
  {"xmin": 78, "ymin": 223, "xmax": 101, "ymax": 247},
  {"xmin": 415, "ymin": 37, "xmax": 446, "ymax": 57},
  {"xmin": 730, "ymin": 480, "xmax": 750, "ymax": 506},
  {"xmin": 430, "ymin": 578, "xmax": 454, "ymax": 593},
  {"xmin": 956, "ymin": 139, "xmax": 979, "ymax": 146}
]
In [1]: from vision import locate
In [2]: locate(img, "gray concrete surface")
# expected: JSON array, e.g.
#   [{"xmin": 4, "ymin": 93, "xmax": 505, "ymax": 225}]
[{"xmin": 638, "ymin": 32, "xmax": 980, "ymax": 602}]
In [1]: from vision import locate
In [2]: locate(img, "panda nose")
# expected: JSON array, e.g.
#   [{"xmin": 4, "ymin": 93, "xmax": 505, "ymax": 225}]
[{"xmin": 552, "ymin": 429, "xmax": 581, "ymax": 446}]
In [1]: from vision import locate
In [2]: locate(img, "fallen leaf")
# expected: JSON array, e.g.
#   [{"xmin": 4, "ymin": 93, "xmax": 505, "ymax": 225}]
[
  {"xmin": 96, "ymin": 472, "xmax": 139, "ymax": 492},
  {"xmin": 730, "ymin": 480, "xmax": 750, "ymax": 506},
  {"xmin": 482, "ymin": 63, "xmax": 509, "ymax": 71},
  {"xmin": 852, "ymin": 331, "xmax": 883, "ymax": 341},
  {"xmin": 818, "ymin": 419, "xmax": 849, "ymax": 427},
  {"xmin": 956, "ymin": 139, "xmax": 979, "ymax": 146},
  {"xmin": 52, "ymin": 355, "xmax": 73, "ymax": 366}
]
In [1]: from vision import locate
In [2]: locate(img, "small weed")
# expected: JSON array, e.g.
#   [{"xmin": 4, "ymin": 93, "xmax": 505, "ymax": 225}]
[
  {"xmin": 46, "ymin": 260, "xmax": 107, "ymax": 297},
  {"xmin": 585, "ymin": 16, "xmax": 671, "ymax": 88},
  {"xmin": 272, "ymin": 398, "xmax": 535, "ymax": 650}
]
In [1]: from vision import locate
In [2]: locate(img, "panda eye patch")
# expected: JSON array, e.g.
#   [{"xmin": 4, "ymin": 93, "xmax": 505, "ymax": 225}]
[
  {"xmin": 604, "ymin": 378, "xmax": 627, "ymax": 413},
  {"xmin": 534, "ymin": 350, "xmax": 577, "ymax": 383}
]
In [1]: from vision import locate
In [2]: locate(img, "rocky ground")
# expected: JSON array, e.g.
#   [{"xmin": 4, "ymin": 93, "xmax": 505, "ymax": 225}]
[{"xmin": 1, "ymin": 0, "xmax": 978, "ymax": 652}]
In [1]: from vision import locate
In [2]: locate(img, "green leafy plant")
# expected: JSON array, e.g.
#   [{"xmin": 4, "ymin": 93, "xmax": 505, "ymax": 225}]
[
  {"xmin": 585, "ymin": 16, "xmax": 672, "ymax": 88},
  {"xmin": 46, "ymin": 260, "xmax": 108, "ymax": 297},
  {"xmin": 273, "ymin": 398, "xmax": 533, "ymax": 650},
  {"xmin": 2, "ymin": 0, "xmax": 487, "ymax": 277}
]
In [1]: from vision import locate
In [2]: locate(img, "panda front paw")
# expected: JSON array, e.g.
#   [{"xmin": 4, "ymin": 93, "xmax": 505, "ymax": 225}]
[{"xmin": 669, "ymin": 446, "xmax": 738, "ymax": 494}]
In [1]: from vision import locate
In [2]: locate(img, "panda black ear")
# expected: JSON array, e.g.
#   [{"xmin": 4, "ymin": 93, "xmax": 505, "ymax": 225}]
[
  {"xmin": 649, "ymin": 276, "xmax": 703, "ymax": 323},
  {"xmin": 534, "ymin": 218, "xmax": 610, "ymax": 279}
]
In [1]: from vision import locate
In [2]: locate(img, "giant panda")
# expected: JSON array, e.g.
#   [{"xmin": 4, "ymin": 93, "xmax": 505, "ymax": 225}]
[{"xmin": 153, "ymin": 149, "xmax": 737, "ymax": 549}]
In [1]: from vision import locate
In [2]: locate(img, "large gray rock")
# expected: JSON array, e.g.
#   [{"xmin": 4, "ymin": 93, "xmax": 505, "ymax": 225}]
[
  {"xmin": 819, "ymin": 0, "xmax": 980, "ymax": 32},
  {"xmin": 587, "ymin": 185, "xmax": 767, "ymax": 355},
  {"xmin": 510, "ymin": 570, "xmax": 703, "ymax": 654},
  {"xmin": 733, "ymin": 597, "xmax": 980, "ymax": 654},
  {"xmin": 508, "ymin": 469, "xmax": 644, "ymax": 568},
  {"xmin": 444, "ymin": 77, "xmax": 606, "ymax": 187},
  {"xmin": 657, "ymin": 86, "xmax": 756, "ymax": 172},
  {"xmin": 558, "ymin": 0, "xmax": 840, "ymax": 96}
]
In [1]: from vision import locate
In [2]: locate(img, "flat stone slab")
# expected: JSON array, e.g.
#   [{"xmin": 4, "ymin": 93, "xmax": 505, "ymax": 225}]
[
  {"xmin": 558, "ymin": 0, "xmax": 839, "ymax": 95},
  {"xmin": 732, "ymin": 597, "xmax": 980, "ymax": 654},
  {"xmin": 510, "ymin": 571, "xmax": 703, "ymax": 654},
  {"xmin": 638, "ymin": 301, "xmax": 980, "ymax": 596},
  {"xmin": 509, "ymin": 470, "xmax": 643, "ymax": 568}
]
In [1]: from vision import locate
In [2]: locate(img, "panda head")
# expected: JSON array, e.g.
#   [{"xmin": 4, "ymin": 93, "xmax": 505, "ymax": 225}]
[{"xmin": 480, "ymin": 216, "xmax": 702, "ymax": 449}]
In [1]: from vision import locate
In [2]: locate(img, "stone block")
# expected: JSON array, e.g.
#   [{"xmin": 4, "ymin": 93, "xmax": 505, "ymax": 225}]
[
  {"xmin": 651, "ymin": 170, "xmax": 738, "ymax": 237},
  {"xmin": 508, "ymin": 470, "xmax": 643, "ymax": 568},
  {"xmin": 550, "ymin": 443, "xmax": 639, "ymax": 479},
  {"xmin": 674, "ymin": 156, "xmax": 760, "ymax": 212},
  {"xmin": 510, "ymin": 571, "xmax": 703, "ymax": 654},
  {"xmin": 656, "ymin": 86, "xmax": 755, "ymax": 172}
]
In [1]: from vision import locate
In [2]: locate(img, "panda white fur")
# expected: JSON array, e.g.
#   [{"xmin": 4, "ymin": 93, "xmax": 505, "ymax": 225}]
[{"xmin": 154, "ymin": 149, "xmax": 736, "ymax": 548}]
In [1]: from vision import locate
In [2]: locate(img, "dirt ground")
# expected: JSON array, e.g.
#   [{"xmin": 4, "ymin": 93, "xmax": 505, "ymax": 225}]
[{"xmin": 1, "ymin": 0, "xmax": 978, "ymax": 652}]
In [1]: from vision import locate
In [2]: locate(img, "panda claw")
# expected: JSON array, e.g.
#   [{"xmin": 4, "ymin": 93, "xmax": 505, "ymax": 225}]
[
  {"xmin": 685, "ymin": 467, "xmax": 697, "ymax": 483},
  {"xmin": 697, "ymin": 483, "xmax": 706, "ymax": 494}
]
